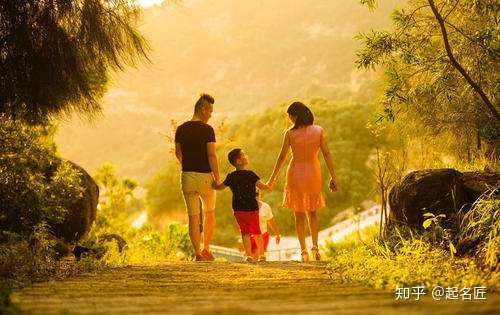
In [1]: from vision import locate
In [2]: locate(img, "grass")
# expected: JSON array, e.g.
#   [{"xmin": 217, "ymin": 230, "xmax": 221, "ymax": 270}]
[{"xmin": 323, "ymin": 200, "xmax": 499, "ymax": 292}]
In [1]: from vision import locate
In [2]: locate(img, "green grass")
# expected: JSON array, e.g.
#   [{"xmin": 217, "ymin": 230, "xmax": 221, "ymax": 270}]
[{"xmin": 323, "ymin": 222, "xmax": 499, "ymax": 291}]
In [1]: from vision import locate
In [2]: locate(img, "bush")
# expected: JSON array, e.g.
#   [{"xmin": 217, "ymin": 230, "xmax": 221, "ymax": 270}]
[
  {"xmin": 457, "ymin": 194, "xmax": 499, "ymax": 271},
  {"xmin": 0, "ymin": 117, "xmax": 83, "ymax": 237},
  {"xmin": 324, "ymin": 225, "xmax": 499, "ymax": 291}
]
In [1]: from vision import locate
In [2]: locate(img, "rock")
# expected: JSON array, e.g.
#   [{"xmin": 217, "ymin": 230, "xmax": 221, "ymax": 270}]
[
  {"xmin": 51, "ymin": 160, "xmax": 99, "ymax": 243},
  {"xmin": 460, "ymin": 171, "xmax": 500, "ymax": 201},
  {"xmin": 388, "ymin": 168, "xmax": 469, "ymax": 229}
]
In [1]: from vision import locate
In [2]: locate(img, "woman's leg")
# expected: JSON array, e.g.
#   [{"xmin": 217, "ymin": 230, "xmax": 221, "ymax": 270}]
[
  {"xmin": 306, "ymin": 211, "xmax": 318, "ymax": 248},
  {"xmin": 294, "ymin": 212, "xmax": 307, "ymax": 250}
]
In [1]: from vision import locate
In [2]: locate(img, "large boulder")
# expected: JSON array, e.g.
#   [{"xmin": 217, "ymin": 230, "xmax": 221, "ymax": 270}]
[
  {"xmin": 388, "ymin": 168, "xmax": 498, "ymax": 229},
  {"xmin": 51, "ymin": 161, "xmax": 99, "ymax": 243}
]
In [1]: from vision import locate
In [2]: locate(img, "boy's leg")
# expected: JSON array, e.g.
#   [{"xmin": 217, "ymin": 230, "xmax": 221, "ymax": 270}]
[
  {"xmin": 242, "ymin": 234, "xmax": 252, "ymax": 257},
  {"xmin": 253, "ymin": 234, "xmax": 264, "ymax": 258}
]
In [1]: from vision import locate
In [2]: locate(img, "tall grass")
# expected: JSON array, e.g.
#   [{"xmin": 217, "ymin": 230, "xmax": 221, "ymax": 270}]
[{"xmin": 324, "ymin": 215, "xmax": 499, "ymax": 291}]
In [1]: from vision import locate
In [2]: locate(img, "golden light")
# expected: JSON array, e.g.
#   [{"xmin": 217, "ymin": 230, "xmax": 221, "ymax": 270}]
[{"xmin": 137, "ymin": 0, "xmax": 163, "ymax": 7}]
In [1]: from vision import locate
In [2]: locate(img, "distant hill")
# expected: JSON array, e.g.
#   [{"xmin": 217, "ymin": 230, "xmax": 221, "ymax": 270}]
[{"xmin": 55, "ymin": 0, "xmax": 401, "ymax": 182}]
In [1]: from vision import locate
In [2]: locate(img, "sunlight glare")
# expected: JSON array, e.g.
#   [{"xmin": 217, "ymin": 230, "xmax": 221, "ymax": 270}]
[{"xmin": 137, "ymin": 0, "xmax": 163, "ymax": 7}]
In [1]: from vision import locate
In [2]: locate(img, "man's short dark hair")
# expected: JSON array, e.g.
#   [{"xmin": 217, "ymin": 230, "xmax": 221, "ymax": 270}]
[
  {"xmin": 194, "ymin": 93, "xmax": 215, "ymax": 113},
  {"xmin": 228, "ymin": 148, "xmax": 242, "ymax": 167}
]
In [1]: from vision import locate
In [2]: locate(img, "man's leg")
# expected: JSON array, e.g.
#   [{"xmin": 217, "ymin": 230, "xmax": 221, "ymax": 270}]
[
  {"xmin": 200, "ymin": 181, "xmax": 216, "ymax": 256},
  {"xmin": 188, "ymin": 214, "xmax": 201, "ymax": 256},
  {"xmin": 203, "ymin": 210, "xmax": 215, "ymax": 251}
]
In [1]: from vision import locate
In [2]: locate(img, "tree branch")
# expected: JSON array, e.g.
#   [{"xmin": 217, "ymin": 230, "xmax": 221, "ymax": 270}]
[{"xmin": 427, "ymin": 0, "xmax": 500, "ymax": 123}]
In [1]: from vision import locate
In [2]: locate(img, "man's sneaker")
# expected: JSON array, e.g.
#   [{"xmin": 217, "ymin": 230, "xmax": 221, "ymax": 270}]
[
  {"xmin": 201, "ymin": 249, "xmax": 215, "ymax": 261},
  {"xmin": 194, "ymin": 254, "xmax": 206, "ymax": 262},
  {"xmin": 258, "ymin": 256, "xmax": 266, "ymax": 262}
]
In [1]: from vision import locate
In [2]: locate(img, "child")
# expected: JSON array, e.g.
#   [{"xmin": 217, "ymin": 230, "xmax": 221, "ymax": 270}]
[
  {"xmin": 213, "ymin": 148, "xmax": 270, "ymax": 262},
  {"xmin": 250, "ymin": 190, "xmax": 281, "ymax": 259}
]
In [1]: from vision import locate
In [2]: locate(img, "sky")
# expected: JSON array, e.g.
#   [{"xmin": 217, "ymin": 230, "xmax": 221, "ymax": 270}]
[{"xmin": 137, "ymin": 0, "xmax": 163, "ymax": 7}]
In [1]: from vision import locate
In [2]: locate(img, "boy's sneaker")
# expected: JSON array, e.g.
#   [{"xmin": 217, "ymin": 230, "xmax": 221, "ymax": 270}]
[
  {"xmin": 201, "ymin": 249, "xmax": 215, "ymax": 261},
  {"xmin": 194, "ymin": 254, "xmax": 206, "ymax": 262},
  {"xmin": 258, "ymin": 256, "xmax": 266, "ymax": 262}
]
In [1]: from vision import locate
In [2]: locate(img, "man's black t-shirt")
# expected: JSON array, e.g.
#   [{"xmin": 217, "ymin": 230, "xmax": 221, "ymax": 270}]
[
  {"xmin": 175, "ymin": 121, "xmax": 216, "ymax": 173},
  {"xmin": 223, "ymin": 170, "xmax": 260, "ymax": 211}
]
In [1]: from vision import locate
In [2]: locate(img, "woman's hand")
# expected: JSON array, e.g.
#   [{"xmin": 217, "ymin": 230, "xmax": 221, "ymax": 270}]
[
  {"xmin": 329, "ymin": 178, "xmax": 337, "ymax": 192},
  {"xmin": 267, "ymin": 178, "xmax": 275, "ymax": 190}
]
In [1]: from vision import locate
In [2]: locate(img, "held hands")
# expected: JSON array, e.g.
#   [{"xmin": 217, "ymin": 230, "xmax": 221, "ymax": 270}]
[{"xmin": 266, "ymin": 178, "xmax": 275, "ymax": 191}]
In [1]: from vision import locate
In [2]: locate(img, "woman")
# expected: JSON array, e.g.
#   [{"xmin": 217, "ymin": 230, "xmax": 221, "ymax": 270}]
[{"xmin": 268, "ymin": 101, "xmax": 337, "ymax": 262}]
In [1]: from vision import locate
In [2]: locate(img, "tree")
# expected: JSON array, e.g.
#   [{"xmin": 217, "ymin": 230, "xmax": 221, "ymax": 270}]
[
  {"xmin": 0, "ymin": 0, "xmax": 149, "ymax": 124},
  {"xmin": 356, "ymin": 0, "xmax": 499, "ymax": 155}
]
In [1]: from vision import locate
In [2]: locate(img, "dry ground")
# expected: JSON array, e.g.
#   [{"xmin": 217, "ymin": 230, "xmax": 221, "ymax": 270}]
[{"xmin": 10, "ymin": 261, "xmax": 500, "ymax": 314}]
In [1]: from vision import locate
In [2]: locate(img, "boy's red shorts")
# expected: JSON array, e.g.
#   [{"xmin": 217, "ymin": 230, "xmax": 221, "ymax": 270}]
[
  {"xmin": 251, "ymin": 232, "xmax": 270, "ymax": 252},
  {"xmin": 234, "ymin": 210, "xmax": 261, "ymax": 235}
]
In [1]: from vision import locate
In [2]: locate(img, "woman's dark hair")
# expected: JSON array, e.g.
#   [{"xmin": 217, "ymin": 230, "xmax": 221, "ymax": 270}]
[{"xmin": 287, "ymin": 101, "xmax": 314, "ymax": 129}]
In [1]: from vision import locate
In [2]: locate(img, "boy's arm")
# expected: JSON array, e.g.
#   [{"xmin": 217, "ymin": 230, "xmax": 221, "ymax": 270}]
[
  {"xmin": 212, "ymin": 182, "xmax": 227, "ymax": 190},
  {"xmin": 256, "ymin": 180, "xmax": 271, "ymax": 191}
]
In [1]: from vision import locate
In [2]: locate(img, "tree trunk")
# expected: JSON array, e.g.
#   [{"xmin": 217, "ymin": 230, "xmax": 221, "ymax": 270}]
[{"xmin": 427, "ymin": 0, "xmax": 500, "ymax": 123}]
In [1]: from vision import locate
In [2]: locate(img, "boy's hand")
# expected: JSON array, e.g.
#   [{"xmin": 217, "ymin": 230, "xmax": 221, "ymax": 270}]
[{"xmin": 275, "ymin": 234, "xmax": 281, "ymax": 244}]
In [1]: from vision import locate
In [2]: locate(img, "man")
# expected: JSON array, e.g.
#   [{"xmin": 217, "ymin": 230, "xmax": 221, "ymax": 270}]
[{"xmin": 175, "ymin": 94, "xmax": 220, "ymax": 261}]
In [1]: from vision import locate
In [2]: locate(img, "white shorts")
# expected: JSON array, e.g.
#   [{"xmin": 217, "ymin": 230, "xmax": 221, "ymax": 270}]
[{"xmin": 180, "ymin": 172, "xmax": 216, "ymax": 216}]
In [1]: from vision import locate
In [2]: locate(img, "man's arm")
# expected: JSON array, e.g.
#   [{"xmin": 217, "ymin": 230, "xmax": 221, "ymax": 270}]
[
  {"xmin": 207, "ymin": 142, "xmax": 220, "ymax": 183},
  {"xmin": 175, "ymin": 142, "xmax": 182, "ymax": 164}
]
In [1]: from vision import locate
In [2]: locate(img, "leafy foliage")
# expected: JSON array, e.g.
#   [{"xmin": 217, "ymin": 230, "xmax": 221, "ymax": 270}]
[
  {"xmin": 324, "ymin": 225, "xmax": 498, "ymax": 290},
  {"xmin": 0, "ymin": 0, "xmax": 148, "ymax": 124},
  {"xmin": 356, "ymin": 0, "xmax": 499, "ymax": 154},
  {"xmin": 0, "ymin": 117, "xmax": 84, "ymax": 237}
]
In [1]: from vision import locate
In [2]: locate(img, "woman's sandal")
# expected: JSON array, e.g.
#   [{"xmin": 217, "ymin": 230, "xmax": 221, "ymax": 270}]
[
  {"xmin": 301, "ymin": 249, "xmax": 309, "ymax": 262},
  {"xmin": 310, "ymin": 246, "xmax": 321, "ymax": 261}
]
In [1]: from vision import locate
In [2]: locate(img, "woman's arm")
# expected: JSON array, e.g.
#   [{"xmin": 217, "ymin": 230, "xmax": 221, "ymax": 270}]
[
  {"xmin": 267, "ymin": 218, "xmax": 281, "ymax": 244},
  {"xmin": 319, "ymin": 129, "xmax": 338, "ymax": 191},
  {"xmin": 268, "ymin": 131, "xmax": 291, "ymax": 188}
]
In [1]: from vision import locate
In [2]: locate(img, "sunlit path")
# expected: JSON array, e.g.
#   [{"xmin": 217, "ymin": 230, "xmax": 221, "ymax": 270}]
[{"xmin": 11, "ymin": 262, "xmax": 499, "ymax": 314}]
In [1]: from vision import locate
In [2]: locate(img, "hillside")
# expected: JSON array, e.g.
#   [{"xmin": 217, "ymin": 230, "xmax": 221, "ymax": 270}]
[{"xmin": 55, "ymin": 0, "xmax": 401, "ymax": 182}]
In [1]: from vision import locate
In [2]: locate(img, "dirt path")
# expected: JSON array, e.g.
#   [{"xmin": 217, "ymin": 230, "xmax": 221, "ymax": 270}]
[{"xmin": 11, "ymin": 262, "xmax": 499, "ymax": 314}]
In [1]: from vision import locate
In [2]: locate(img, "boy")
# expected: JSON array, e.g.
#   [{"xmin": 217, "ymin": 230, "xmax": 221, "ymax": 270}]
[
  {"xmin": 251, "ymin": 190, "xmax": 281, "ymax": 259},
  {"xmin": 213, "ymin": 148, "xmax": 270, "ymax": 262}
]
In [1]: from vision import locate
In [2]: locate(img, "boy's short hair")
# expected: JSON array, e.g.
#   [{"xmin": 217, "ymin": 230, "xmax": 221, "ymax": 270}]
[
  {"xmin": 228, "ymin": 148, "xmax": 242, "ymax": 167},
  {"xmin": 194, "ymin": 93, "xmax": 215, "ymax": 113}
]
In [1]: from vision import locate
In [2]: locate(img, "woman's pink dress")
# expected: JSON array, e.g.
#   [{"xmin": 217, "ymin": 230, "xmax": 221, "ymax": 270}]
[{"xmin": 283, "ymin": 125, "xmax": 325, "ymax": 212}]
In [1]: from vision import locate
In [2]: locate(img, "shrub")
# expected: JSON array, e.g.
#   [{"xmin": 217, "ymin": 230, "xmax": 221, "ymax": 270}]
[{"xmin": 0, "ymin": 117, "xmax": 83, "ymax": 237}]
